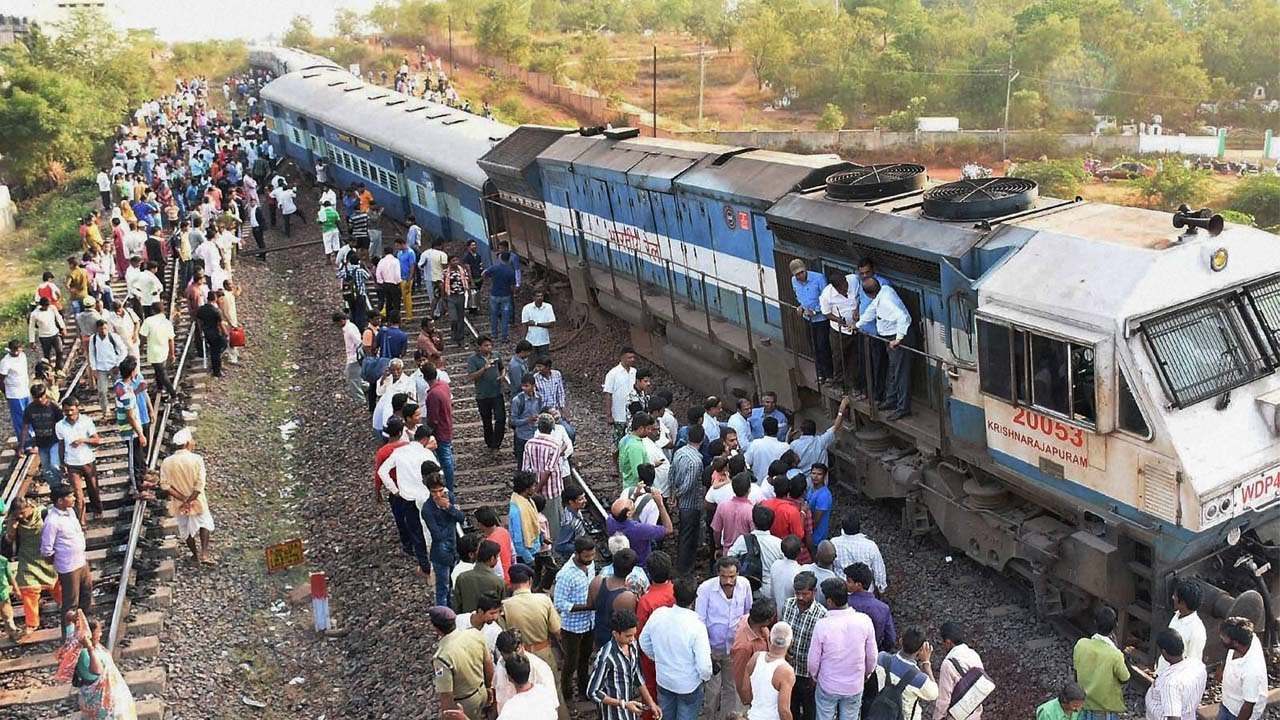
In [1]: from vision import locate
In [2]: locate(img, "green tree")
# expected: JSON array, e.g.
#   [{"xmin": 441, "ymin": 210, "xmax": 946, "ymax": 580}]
[
  {"xmin": 282, "ymin": 15, "xmax": 316, "ymax": 48},
  {"xmin": 578, "ymin": 36, "xmax": 634, "ymax": 100},
  {"xmin": 1009, "ymin": 89, "xmax": 1045, "ymax": 128},
  {"xmin": 1227, "ymin": 174, "xmax": 1280, "ymax": 230},
  {"xmin": 816, "ymin": 103, "xmax": 846, "ymax": 131},
  {"xmin": 1009, "ymin": 158, "xmax": 1090, "ymax": 197},
  {"xmin": 740, "ymin": 2, "xmax": 793, "ymax": 92},
  {"xmin": 1130, "ymin": 164, "xmax": 1212, "ymax": 210},
  {"xmin": 528, "ymin": 43, "xmax": 569, "ymax": 83},
  {"xmin": 1103, "ymin": 29, "xmax": 1210, "ymax": 120},
  {"xmin": 476, "ymin": 0, "xmax": 532, "ymax": 62},
  {"xmin": 334, "ymin": 9, "xmax": 363, "ymax": 38},
  {"xmin": 878, "ymin": 95, "xmax": 928, "ymax": 131}
]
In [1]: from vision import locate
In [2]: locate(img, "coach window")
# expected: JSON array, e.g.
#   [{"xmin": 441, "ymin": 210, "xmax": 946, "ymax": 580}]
[{"xmin": 979, "ymin": 319, "xmax": 1097, "ymax": 427}]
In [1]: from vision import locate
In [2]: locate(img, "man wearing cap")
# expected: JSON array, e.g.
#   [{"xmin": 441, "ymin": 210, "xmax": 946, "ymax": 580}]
[
  {"xmin": 430, "ymin": 605, "xmax": 495, "ymax": 720},
  {"xmin": 500, "ymin": 563, "xmax": 568, "ymax": 720},
  {"xmin": 790, "ymin": 259, "xmax": 833, "ymax": 386},
  {"xmin": 39, "ymin": 484, "xmax": 92, "ymax": 624},
  {"xmin": 160, "ymin": 428, "xmax": 215, "ymax": 565},
  {"xmin": 1, "ymin": 340, "xmax": 32, "ymax": 444}
]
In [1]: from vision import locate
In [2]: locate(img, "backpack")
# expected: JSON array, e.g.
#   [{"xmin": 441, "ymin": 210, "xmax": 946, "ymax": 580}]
[
  {"xmin": 866, "ymin": 652, "xmax": 921, "ymax": 720},
  {"xmin": 735, "ymin": 533, "xmax": 764, "ymax": 591},
  {"xmin": 946, "ymin": 658, "xmax": 995, "ymax": 720}
]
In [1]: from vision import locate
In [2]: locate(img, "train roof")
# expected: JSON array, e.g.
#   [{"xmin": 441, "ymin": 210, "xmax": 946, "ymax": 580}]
[
  {"xmin": 478, "ymin": 125, "xmax": 577, "ymax": 202},
  {"xmin": 767, "ymin": 187, "xmax": 990, "ymax": 264},
  {"xmin": 246, "ymin": 46, "xmax": 341, "ymax": 73},
  {"xmin": 259, "ymin": 66, "xmax": 512, "ymax": 189},
  {"xmin": 535, "ymin": 132, "xmax": 848, "ymax": 204}
]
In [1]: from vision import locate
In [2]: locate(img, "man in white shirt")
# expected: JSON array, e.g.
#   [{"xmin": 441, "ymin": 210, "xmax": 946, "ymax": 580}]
[
  {"xmin": 271, "ymin": 183, "xmax": 301, "ymax": 237},
  {"xmin": 334, "ymin": 311, "xmax": 365, "ymax": 405},
  {"xmin": 375, "ymin": 252, "xmax": 403, "ymax": 320},
  {"xmin": 857, "ymin": 277, "xmax": 913, "ymax": 420},
  {"xmin": 819, "ymin": 273, "xmax": 859, "ymax": 393},
  {"xmin": 521, "ymin": 290, "xmax": 557, "ymax": 357},
  {"xmin": 830, "ymin": 512, "xmax": 888, "ymax": 594},
  {"xmin": 86, "ymin": 321, "xmax": 127, "ymax": 414},
  {"xmin": 28, "ymin": 297, "xmax": 66, "ymax": 371},
  {"xmin": 139, "ymin": 302, "xmax": 177, "ymax": 399},
  {"xmin": 1219, "ymin": 617, "xmax": 1268, "ymax": 720},
  {"xmin": 744, "ymin": 415, "xmax": 790, "ymax": 486},
  {"xmin": 2, "ymin": 340, "xmax": 32, "ymax": 444},
  {"xmin": 727, "ymin": 398, "xmax": 753, "ymax": 453},
  {"xmin": 96, "ymin": 168, "xmax": 112, "ymax": 210},
  {"xmin": 495, "ymin": 650, "xmax": 559, "ymax": 720},
  {"xmin": 56, "ymin": 398, "xmax": 102, "ymax": 523},
  {"xmin": 458, "ymin": 594, "xmax": 504, "ymax": 652},
  {"xmin": 1157, "ymin": 580, "xmax": 1206, "ymax": 675},
  {"xmin": 602, "ymin": 347, "xmax": 637, "ymax": 448},
  {"xmin": 639, "ymin": 578, "xmax": 714, "ymax": 716},
  {"xmin": 423, "ymin": 239, "xmax": 449, "ymax": 317},
  {"xmin": 1144, "ymin": 628, "xmax": 1206, "ymax": 720},
  {"xmin": 376, "ymin": 425, "xmax": 437, "ymax": 575}
]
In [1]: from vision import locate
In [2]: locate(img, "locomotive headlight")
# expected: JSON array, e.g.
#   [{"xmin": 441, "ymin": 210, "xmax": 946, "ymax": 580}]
[
  {"xmin": 1203, "ymin": 492, "xmax": 1236, "ymax": 527},
  {"xmin": 1210, "ymin": 247, "xmax": 1228, "ymax": 272}
]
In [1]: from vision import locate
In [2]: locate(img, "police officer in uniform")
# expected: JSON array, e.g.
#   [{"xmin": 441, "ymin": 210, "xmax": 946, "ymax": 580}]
[
  {"xmin": 429, "ymin": 605, "xmax": 494, "ymax": 719},
  {"xmin": 499, "ymin": 564, "xmax": 568, "ymax": 720}
]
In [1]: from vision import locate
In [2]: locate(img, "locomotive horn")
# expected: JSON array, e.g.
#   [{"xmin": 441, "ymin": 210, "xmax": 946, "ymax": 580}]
[{"xmin": 1173, "ymin": 204, "xmax": 1225, "ymax": 237}]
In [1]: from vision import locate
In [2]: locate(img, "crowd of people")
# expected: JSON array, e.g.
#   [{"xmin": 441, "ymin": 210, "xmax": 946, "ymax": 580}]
[
  {"xmin": 362, "ymin": 49, "xmax": 495, "ymax": 120},
  {"xmin": 0, "ymin": 70, "xmax": 258, "ymax": 718}
]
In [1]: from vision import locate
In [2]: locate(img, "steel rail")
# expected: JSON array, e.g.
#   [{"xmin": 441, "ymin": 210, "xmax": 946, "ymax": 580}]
[{"xmin": 106, "ymin": 261, "xmax": 196, "ymax": 651}]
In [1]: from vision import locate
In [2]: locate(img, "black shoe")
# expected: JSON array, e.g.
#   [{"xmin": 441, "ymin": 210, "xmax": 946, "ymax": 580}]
[
  {"xmin": 877, "ymin": 401, "xmax": 894, "ymax": 410},
  {"xmin": 886, "ymin": 410, "xmax": 911, "ymax": 421}
]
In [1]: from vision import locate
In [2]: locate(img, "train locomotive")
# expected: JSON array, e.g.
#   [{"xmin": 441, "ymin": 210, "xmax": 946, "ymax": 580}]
[{"xmin": 252, "ymin": 51, "xmax": 1280, "ymax": 657}]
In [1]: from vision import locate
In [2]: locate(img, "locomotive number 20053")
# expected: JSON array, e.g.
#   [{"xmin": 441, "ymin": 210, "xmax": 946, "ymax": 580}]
[{"xmin": 1012, "ymin": 407, "xmax": 1085, "ymax": 448}]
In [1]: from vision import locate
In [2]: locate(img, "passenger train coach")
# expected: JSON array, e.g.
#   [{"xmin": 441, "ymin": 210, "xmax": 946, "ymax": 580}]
[{"xmin": 253, "ymin": 51, "xmax": 1280, "ymax": 655}]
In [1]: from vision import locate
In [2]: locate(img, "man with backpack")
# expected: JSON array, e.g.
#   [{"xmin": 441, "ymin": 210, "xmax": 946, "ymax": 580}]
[
  {"xmin": 870, "ymin": 627, "xmax": 938, "ymax": 720},
  {"xmin": 728, "ymin": 504, "xmax": 784, "ymax": 596},
  {"xmin": 934, "ymin": 621, "xmax": 989, "ymax": 720}
]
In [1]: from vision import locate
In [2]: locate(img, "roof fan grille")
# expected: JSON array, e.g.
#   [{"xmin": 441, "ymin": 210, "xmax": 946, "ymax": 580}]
[
  {"xmin": 921, "ymin": 178, "xmax": 1039, "ymax": 221},
  {"xmin": 825, "ymin": 163, "xmax": 927, "ymax": 201}
]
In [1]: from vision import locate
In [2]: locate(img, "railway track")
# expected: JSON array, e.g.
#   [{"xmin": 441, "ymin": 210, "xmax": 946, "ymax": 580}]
[{"xmin": 0, "ymin": 257, "xmax": 204, "ymax": 720}]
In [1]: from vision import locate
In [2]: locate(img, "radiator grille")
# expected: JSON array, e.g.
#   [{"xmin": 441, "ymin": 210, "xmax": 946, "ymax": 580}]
[{"xmin": 1141, "ymin": 463, "xmax": 1179, "ymax": 523}]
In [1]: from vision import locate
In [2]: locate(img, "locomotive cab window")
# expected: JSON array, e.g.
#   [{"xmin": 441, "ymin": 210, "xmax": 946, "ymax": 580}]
[{"xmin": 978, "ymin": 319, "xmax": 1097, "ymax": 426}]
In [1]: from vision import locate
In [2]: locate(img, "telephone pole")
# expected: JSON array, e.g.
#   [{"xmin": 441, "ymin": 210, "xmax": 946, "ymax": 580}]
[
  {"xmin": 652, "ymin": 45, "xmax": 658, "ymax": 137},
  {"xmin": 697, "ymin": 42, "xmax": 706, "ymax": 131},
  {"xmin": 1001, "ymin": 52, "xmax": 1020, "ymax": 161}
]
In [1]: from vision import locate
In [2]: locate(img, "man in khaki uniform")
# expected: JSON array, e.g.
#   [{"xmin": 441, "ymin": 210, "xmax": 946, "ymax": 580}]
[
  {"xmin": 430, "ymin": 605, "xmax": 494, "ymax": 719},
  {"xmin": 499, "ymin": 564, "xmax": 568, "ymax": 720},
  {"xmin": 159, "ymin": 428, "xmax": 215, "ymax": 565}
]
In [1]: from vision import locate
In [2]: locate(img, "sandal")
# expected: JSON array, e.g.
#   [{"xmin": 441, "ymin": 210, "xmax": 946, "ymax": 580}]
[{"xmin": 199, "ymin": 556, "xmax": 219, "ymax": 565}]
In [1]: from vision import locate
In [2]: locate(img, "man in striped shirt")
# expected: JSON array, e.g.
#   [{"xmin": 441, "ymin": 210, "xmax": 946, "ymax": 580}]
[
  {"xmin": 588, "ymin": 609, "xmax": 657, "ymax": 720},
  {"xmin": 523, "ymin": 414, "xmax": 568, "ymax": 541},
  {"xmin": 534, "ymin": 357, "xmax": 575, "ymax": 441},
  {"xmin": 1144, "ymin": 628, "xmax": 1205, "ymax": 720},
  {"xmin": 830, "ymin": 512, "xmax": 888, "ymax": 595}
]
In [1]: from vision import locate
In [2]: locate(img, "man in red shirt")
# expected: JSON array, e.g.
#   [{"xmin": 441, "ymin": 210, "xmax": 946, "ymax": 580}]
[
  {"xmin": 372, "ymin": 417, "xmax": 414, "ymax": 558},
  {"xmin": 763, "ymin": 466, "xmax": 808, "ymax": 562},
  {"xmin": 635, "ymin": 551, "xmax": 675, "ymax": 720},
  {"xmin": 475, "ymin": 506, "xmax": 514, "ymax": 584},
  {"xmin": 422, "ymin": 365, "xmax": 455, "ymax": 492}
]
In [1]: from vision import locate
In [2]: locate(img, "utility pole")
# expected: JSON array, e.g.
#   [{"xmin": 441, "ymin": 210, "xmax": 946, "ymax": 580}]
[
  {"xmin": 652, "ymin": 45, "xmax": 658, "ymax": 137},
  {"xmin": 1001, "ymin": 52, "xmax": 1020, "ymax": 161},
  {"xmin": 697, "ymin": 42, "xmax": 706, "ymax": 131},
  {"xmin": 448, "ymin": 15, "xmax": 454, "ymax": 72}
]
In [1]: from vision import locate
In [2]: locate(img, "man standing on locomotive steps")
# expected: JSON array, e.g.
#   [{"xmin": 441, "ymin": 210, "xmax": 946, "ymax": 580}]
[
  {"xmin": 857, "ymin": 276, "xmax": 913, "ymax": 421},
  {"xmin": 791, "ymin": 260, "xmax": 832, "ymax": 385}
]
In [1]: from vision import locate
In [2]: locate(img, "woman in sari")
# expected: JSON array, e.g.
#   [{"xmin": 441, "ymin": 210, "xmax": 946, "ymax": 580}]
[{"xmin": 56, "ymin": 611, "xmax": 138, "ymax": 719}]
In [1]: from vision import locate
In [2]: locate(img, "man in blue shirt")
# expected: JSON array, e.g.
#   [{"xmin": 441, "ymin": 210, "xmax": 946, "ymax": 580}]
[
  {"xmin": 857, "ymin": 277, "xmax": 913, "ymax": 420},
  {"xmin": 395, "ymin": 238, "xmax": 417, "ymax": 322},
  {"xmin": 790, "ymin": 259, "xmax": 832, "ymax": 384},
  {"xmin": 482, "ymin": 253, "xmax": 518, "ymax": 342},
  {"xmin": 748, "ymin": 391, "xmax": 789, "ymax": 441},
  {"xmin": 853, "ymin": 257, "xmax": 892, "ymax": 402}
]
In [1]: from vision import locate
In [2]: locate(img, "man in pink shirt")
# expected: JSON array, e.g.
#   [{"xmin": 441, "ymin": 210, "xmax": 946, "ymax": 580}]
[
  {"xmin": 710, "ymin": 472, "xmax": 756, "ymax": 556},
  {"xmin": 808, "ymin": 578, "xmax": 877, "ymax": 718}
]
